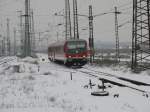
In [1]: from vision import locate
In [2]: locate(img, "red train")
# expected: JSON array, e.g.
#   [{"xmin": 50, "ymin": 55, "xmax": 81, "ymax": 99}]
[{"xmin": 48, "ymin": 39, "xmax": 88, "ymax": 66}]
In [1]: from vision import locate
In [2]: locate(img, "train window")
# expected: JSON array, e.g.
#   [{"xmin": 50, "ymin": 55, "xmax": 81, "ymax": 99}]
[
  {"xmin": 67, "ymin": 42, "xmax": 76, "ymax": 49},
  {"xmin": 67, "ymin": 41, "xmax": 86, "ymax": 49},
  {"xmin": 76, "ymin": 41, "xmax": 86, "ymax": 48}
]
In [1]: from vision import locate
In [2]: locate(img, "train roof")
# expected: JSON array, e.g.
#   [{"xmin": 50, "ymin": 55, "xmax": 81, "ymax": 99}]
[{"xmin": 48, "ymin": 39, "xmax": 86, "ymax": 48}]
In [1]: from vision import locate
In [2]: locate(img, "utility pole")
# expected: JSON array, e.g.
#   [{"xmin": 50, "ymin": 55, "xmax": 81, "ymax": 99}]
[
  {"xmin": 89, "ymin": 5, "xmax": 94, "ymax": 63},
  {"xmin": 65, "ymin": 0, "xmax": 72, "ymax": 40},
  {"xmin": 132, "ymin": 0, "xmax": 150, "ymax": 71},
  {"xmin": 14, "ymin": 28, "xmax": 16, "ymax": 56},
  {"xmin": 114, "ymin": 7, "xmax": 120, "ymax": 62},
  {"xmin": 73, "ymin": 0, "xmax": 79, "ymax": 39}
]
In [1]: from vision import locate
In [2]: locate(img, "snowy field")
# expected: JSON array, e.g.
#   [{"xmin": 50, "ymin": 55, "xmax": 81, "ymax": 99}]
[{"xmin": 0, "ymin": 53, "xmax": 150, "ymax": 112}]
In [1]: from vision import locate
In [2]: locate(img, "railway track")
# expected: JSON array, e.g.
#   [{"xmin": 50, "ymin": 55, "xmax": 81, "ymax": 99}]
[
  {"xmin": 82, "ymin": 67, "xmax": 150, "ymax": 86},
  {"xmin": 73, "ymin": 66, "xmax": 150, "ymax": 95},
  {"xmin": 47, "ymin": 61, "xmax": 150, "ymax": 95},
  {"xmin": 0, "ymin": 56, "xmax": 17, "ymax": 66}
]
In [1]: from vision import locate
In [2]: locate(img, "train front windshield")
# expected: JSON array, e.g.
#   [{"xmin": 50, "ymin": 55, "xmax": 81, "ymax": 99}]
[{"xmin": 67, "ymin": 41, "xmax": 86, "ymax": 49}]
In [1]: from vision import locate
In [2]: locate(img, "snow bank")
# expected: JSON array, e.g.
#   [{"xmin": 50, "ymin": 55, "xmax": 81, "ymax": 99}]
[{"xmin": 0, "ymin": 53, "xmax": 150, "ymax": 112}]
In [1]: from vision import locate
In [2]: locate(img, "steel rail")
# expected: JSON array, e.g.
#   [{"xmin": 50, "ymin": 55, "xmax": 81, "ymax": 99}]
[{"xmin": 75, "ymin": 67, "xmax": 150, "ymax": 94}]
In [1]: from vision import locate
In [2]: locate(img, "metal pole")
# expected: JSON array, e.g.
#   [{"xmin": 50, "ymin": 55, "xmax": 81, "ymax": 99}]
[
  {"xmin": 0, "ymin": 40, "xmax": 1, "ymax": 56},
  {"xmin": 18, "ymin": 11, "xmax": 24, "ymax": 56},
  {"xmin": 65, "ymin": 0, "xmax": 72, "ymax": 40},
  {"xmin": 114, "ymin": 7, "xmax": 120, "ymax": 63},
  {"xmin": 31, "ymin": 9, "xmax": 35, "ymax": 54},
  {"xmin": 73, "ymin": 0, "xmax": 79, "ymax": 39},
  {"xmin": 89, "ymin": 5, "xmax": 94, "ymax": 63},
  {"xmin": 3, "ymin": 36, "xmax": 6, "ymax": 56},
  {"xmin": 132, "ymin": 0, "xmax": 150, "ymax": 71},
  {"xmin": 2, "ymin": 39, "xmax": 4, "ymax": 56},
  {"xmin": 6, "ymin": 18, "xmax": 11, "ymax": 56},
  {"xmin": 39, "ymin": 32, "xmax": 41, "ymax": 52},
  {"xmin": 147, "ymin": 0, "xmax": 150, "ymax": 48},
  {"xmin": 132, "ymin": 0, "xmax": 136, "ymax": 70},
  {"xmin": 24, "ymin": 0, "xmax": 31, "ymax": 57},
  {"xmin": 14, "ymin": 28, "xmax": 16, "ymax": 55}
]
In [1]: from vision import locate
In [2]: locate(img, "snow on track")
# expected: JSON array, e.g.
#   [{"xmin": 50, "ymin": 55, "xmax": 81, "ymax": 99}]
[{"xmin": 77, "ymin": 67, "xmax": 150, "ymax": 94}]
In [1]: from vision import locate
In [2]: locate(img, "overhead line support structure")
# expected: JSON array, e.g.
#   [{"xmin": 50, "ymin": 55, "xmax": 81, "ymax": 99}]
[
  {"xmin": 30, "ymin": 9, "xmax": 35, "ymax": 55},
  {"xmin": 23, "ymin": 0, "xmax": 31, "ymax": 57},
  {"xmin": 6, "ymin": 18, "xmax": 11, "ymax": 56},
  {"xmin": 132, "ymin": 0, "xmax": 150, "ymax": 71},
  {"xmin": 89, "ymin": 5, "xmax": 94, "ymax": 63},
  {"xmin": 18, "ymin": 11, "xmax": 24, "ymax": 56},
  {"xmin": 114, "ymin": 7, "xmax": 121, "ymax": 63},
  {"xmin": 65, "ymin": 0, "xmax": 72, "ymax": 40},
  {"xmin": 73, "ymin": 0, "xmax": 79, "ymax": 39},
  {"xmin": 13, "ymin": 28, "xmax": 16, "ymax": 55}
]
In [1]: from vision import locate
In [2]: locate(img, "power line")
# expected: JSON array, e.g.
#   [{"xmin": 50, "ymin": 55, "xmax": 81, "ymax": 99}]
[
  {"xmin": 118, "ymin": 20, "xmax": 132, "ymax": 28},
  {"xmin": 99, "ymin": 1, "xmax": 133, "ymax": 15},
  {"xmin": 119, "ymin": 6, "xmax": 132, "ymax": 11},
  {"xmin": 117, "ymin": 1, "xmax": 133, "ymax": 9}
]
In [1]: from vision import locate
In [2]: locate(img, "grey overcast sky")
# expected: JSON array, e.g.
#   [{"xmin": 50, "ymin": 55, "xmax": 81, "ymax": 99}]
[{"xmin": 0, "ymin": 0, "xmax": 132, "ymax": 44}]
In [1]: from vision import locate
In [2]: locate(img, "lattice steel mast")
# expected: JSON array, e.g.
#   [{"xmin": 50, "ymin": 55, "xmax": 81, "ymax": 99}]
[
  {"xmin": 132, "ymin": 0, "xmax": 150, "ymax": 71},
  {"xmin": 65, "ymin": 0, "xmax": 72, "ymax": 40},
  {"xmin": 24, "ymin": 0, "xmax": 31, "ymax": 56},
  {"xmin": 115, "ymin": 7, "xmax": 120, "ymax": 62},
  {"xmin": 73, "ymin": 0, "xmax": 79, "ymax": 39},
  {"xmin": 30, "ymin": 9, "xmax": 35, "ymax": 54},
  {"xmin": 18, "ymin": 11, "xmax": 24, "ymax": 56},
  {"xmin": 6, "ymin": 18, "xmax": 11, "ymax": 56},
  {"xmin": 89, "ymin": 5, "xmax": 94, "ymax": 63},
  {"xmin": 13, "ymin": 28, "xmax": 16, "ymax": 55}
]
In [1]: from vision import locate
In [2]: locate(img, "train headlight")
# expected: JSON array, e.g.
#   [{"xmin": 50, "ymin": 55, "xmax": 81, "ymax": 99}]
[
  {"xmin": 83, "ymin": 55, "xmax": 86, "ymax": 58},
  {"xmin": 68, "ymin": 56, "xmax": 72, "ymax": 58}
]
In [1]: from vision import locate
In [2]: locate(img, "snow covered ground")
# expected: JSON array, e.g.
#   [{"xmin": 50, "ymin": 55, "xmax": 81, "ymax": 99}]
[{"xmin": 0, "ymin": 53, "xmax": 150, "ymax": 112}]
